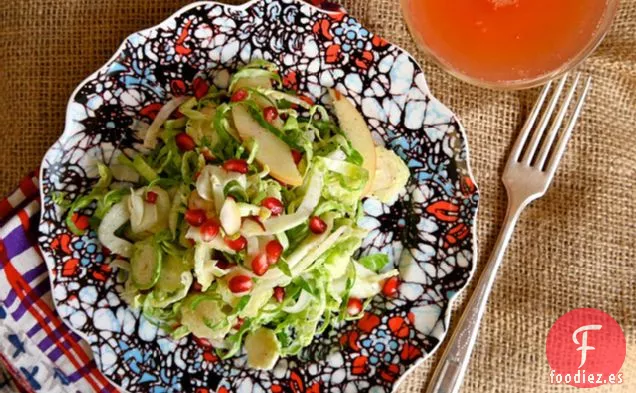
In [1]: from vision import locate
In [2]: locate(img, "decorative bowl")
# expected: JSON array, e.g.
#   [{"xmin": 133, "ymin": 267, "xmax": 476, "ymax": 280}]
[{"xmin": 38, "ymin": 0, "xmax": 479, "ymax": 391}]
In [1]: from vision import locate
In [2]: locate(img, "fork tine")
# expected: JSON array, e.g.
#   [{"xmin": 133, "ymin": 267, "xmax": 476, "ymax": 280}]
[
  {"xmin": 521, "ymin": 74, "xmax": 569, "ymax": 165},
  {"xmin": 534, "ymin": 73, "xmax": 581, "ymax": 170},
  {"xmin": 545, "ymin": 76, "xmax": 592, "ymax": 177},
  {"xmin": 508, "ymin": 81, "xmax": 553, "ymax": 163}
]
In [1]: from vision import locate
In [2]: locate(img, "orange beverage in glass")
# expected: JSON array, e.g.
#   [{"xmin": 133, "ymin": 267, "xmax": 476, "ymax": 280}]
[{"xmin": 401, "ymin": 0, "xmax": 618, "ymax": 89}]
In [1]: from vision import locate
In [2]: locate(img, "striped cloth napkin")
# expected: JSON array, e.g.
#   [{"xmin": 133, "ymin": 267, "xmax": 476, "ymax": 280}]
[{"xmin": 0, "ymin": 172, "xmax": 118, "ymax": 393}]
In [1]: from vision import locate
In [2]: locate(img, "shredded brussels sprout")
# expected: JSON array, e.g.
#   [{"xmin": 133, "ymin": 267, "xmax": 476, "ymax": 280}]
[{"xmin": 56, "ymin": 60, "xmax": 410, "ymax": 369}]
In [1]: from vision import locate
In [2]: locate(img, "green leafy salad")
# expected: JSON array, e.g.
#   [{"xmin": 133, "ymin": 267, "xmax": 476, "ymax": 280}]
[{"xmin": 56, "ymin": 60, "xmax": 410, "ymax": 369}]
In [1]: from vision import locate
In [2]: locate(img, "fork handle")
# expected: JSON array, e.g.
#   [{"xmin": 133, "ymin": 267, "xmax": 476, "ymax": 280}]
[{"xmin": 425, "ymin": 201, "xmax": 524, "ymax": 393}]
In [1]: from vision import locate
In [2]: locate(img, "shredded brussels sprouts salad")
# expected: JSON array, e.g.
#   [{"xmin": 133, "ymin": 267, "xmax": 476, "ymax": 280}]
[{"xmin": 54, "ymin": 60, "xmax": 410, "ymax": 369}]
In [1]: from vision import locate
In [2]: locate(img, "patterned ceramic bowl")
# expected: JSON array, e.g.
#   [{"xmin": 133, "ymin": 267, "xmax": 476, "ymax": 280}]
[{"xmin": 38, "ymin": 0, "xmax": 479, "ymax": 392}]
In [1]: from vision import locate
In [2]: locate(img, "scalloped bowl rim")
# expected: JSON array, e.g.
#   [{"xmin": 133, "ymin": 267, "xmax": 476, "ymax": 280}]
[{"xmin": 38, "ymin": 0, "xmax": 481, "ymax": 391}]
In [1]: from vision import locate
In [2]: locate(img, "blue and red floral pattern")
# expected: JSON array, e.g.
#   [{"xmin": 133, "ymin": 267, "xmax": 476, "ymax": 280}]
[{"xmin": 38, "ymin": 1, "xmax": 479, "ymax": 392}]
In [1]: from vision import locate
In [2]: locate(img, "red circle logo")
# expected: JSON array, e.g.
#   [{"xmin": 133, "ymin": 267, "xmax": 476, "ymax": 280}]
[{"xmin": 546, "ymin": 308, "xmax": 626, "ymax": 388}]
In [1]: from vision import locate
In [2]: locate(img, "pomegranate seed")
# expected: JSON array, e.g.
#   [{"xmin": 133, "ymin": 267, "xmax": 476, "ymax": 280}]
[
  {"xmin": 201, "ymin": 149, "xmax": 215, "ymax": 162},
  {"xmin": 233, "ymin": 317, "xmax": 244, "ymax": 330},
  {"xmin": 194, "ymin": 336, "xmax": 213, "ymax": 349},
  {"xmin": 291, "ymin": 149, "xmax": 302, "ymax": 165},
  {"xmin": 224, "ymin": 235, "xmax": 247, "ymax": 251},
  {"xmin": 102, "ymin": 246, "xmax": 111, "ymax": 256},
  {"xmin": 273, "ymin": 286, "xmax": 285, "ymax": 303},
  {"xmin": 265, "ymin": 240, "xmax": 283, "ymax": 265},
  {"xmin": 382, "ymin": 276, "xmax": 400, "ymax": 297},
  {"xmin": 223, "ymin": 159, "xmax": 248, "ymax": 174},
  {"xmin": 347, "ymin": 298, "xmax": 363, "ymax": 315},
  {"xmin": 184, "ymin": 209, "xmax": 207, "ymax": 227},
  {"xmin": 173, "ymin": 108, "xmax": 184, "ymax": 119},
  {"xmin": 140, "ymin": 103, "xmax": 162, "ymax": 120},
  {"xmin": 251, "ymin": 253, "xmax": 269, "ymax": 276},
  {"xmin": 263, "ymin": 106, "xmax": 279, "ymax": 123},
  {"xmin": 72, "ymin": 213, "xmax": 90, "ymax": 230},
  {"xmin": 261, "ymin": 197, "xmax": 284, "ymax": 216},
  {"xmin": 309, "ymin": 216, "xmax": 327, "ymax": 234},
  {"xmin": 216, "ymin": 259, "xmax": 234, "ymax": 270},
  {"xmin": 76, "ymin": 216, "xmax": 90, "ymax": 230},
  {"xmin": 191, "ymin": 281, "xmax": 203, "ymax": 292},
  {"xmin": 230, "ymin": 89, "xmax": 248, "ymax": 102},
  {"xmin": 229, "ymin": 275, "xmax": 253, "ymax": 293},
  {"xmin": 145, "ymin": 191, "xmax": 158, "ymax": 204},
  {"xmin": 200, "ymin": 219, "xmax": 220, "ymax": 241},
  {"xmin": 192, "ymin": 77, "xmax": 209, "ymax": 99},
  {"xmin": 170, "ymin": 80, "xmax": 187, "ymax": 96},
  {"xmin": 175, "ymin": 132, "xmax": 196, "ymax": 151}
]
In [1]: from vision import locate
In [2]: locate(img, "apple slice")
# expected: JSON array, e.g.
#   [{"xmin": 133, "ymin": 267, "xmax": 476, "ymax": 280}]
[
  {"xmin": 328, "ymin": 88, "xmax": 376, "ymax": 195},
  {"xmin": 232, "ymin": 75, "xmax": 273, "ymax": 91},
  {"xmin": 232, "ymin": 105, "xmax": 303, "ymax": 186},
  {"xmin": 370, "ymin": 145, "xmax": 410, "ymax": 205}
]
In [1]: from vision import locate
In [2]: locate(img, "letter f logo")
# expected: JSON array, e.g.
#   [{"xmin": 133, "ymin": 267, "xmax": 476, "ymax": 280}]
[{"xmin": 572, "ymin": 324, "xmax": 602, "ymax": 368}]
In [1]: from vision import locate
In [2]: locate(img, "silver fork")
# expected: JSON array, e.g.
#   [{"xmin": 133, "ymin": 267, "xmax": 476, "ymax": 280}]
[{"xmin": 426, "ymin": 73, "xmax": 592, "ymax": 393}]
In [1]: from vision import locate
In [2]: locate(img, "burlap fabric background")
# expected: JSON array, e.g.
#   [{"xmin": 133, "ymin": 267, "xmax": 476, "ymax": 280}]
[{"xmin": 1, "ymin": 0, "xmax": 634, "ymax": 392}]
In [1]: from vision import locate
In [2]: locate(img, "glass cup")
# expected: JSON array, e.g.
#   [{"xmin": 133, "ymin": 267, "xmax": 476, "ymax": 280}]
[{"xmin": 400, "ymin": 0, "xmax": 619, "ymax": 90}]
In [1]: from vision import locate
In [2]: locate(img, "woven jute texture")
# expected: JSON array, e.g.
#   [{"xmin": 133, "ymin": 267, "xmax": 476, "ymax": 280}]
[{"xmin": 1, "ymin": 0, "xmax": 634, "ymax": 392}]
